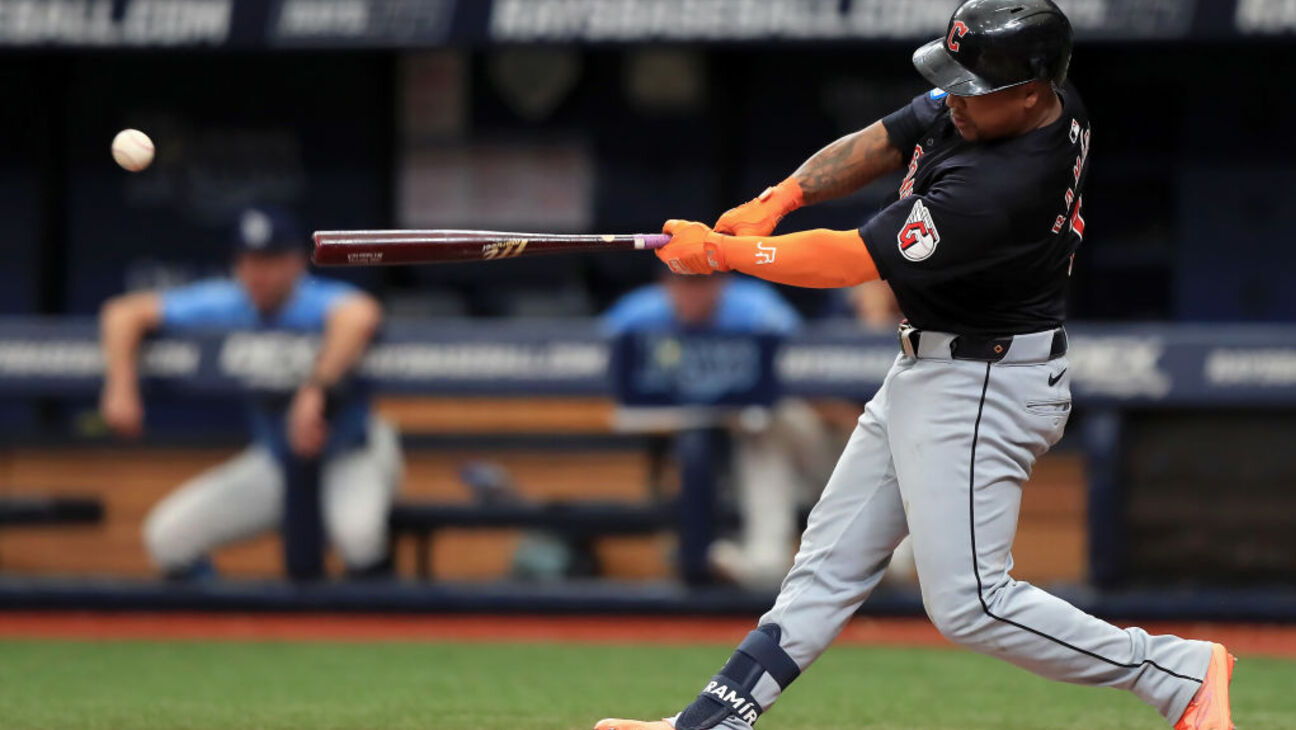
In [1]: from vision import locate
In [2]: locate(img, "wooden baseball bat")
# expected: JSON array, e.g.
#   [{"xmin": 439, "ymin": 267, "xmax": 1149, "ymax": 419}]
[{"xmin": 311, "ymin": 229, "xmax": 671, "ymax": 266}]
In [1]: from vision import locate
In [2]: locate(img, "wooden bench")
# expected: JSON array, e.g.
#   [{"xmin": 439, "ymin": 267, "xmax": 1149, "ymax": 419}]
[
  {"xmin": 0, "ymin": 419, "xmax": 1087, "ymax": 583},
  {"xmin": 0, "ymin": 495, "xmax": 103, "ymax": 570},
  {"xmin": 389, "ymin": 501, "xmax": 676, "ymax": 578},
  {"xmin": 386, "ymin": 500, "xmax": 816, "ymax": 580}
]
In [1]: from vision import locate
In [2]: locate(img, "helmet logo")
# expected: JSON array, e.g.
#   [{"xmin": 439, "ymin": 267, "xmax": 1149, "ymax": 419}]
[{"xmin": 947, "ymin": 20, "xmax": 969, "ymax": 52}]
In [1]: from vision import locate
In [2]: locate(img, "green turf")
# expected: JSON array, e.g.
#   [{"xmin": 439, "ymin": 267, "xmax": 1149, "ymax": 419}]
[{"xmin": 0, "ymin": 639, "xmax": 1292, "ymax": 730}]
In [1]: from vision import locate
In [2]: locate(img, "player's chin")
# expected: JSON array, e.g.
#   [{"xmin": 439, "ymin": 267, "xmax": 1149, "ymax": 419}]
[{"xmin": 952, "ymin": 123, "xmax": 978, "ymax": 141}]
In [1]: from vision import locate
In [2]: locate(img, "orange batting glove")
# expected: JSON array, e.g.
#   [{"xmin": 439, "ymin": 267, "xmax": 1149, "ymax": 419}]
[
  {"xmin": 660, "ymin": 223, "xmax": 879, "ymax": 289},
  {"xmin": 713, "ymin": 178, "xmax": 805, "ymax": 236},
  {"xmin": 657, "ymin": 219, "xmax": 729, "ymax": 275}
]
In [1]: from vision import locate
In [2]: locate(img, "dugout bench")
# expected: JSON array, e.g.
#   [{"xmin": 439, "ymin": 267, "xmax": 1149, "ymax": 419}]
[
  {"xmin": 379, "ymin": 332, "xmax": 787, "ymax": 584},
  {"xmin": 0, "ymin": 495, "xmax": 103, "ymax": 570},
  {"xmin": 387, "ymin": 500, "xmax": 675, "ymax": 580},
  {"xmin": 386, "ymin": 497, "xmax": 815, "ymax": 581},
  {"xmin": 0, "ymin": 496, "xmax": 102, "ymax": 527},
  {"xmin": 4, "ymin": 320, "xmax": 1296, "ymax": 610}
]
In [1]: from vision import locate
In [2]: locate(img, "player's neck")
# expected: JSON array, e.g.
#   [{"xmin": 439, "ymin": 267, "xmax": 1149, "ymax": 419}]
[
  {"xmin": 255, "ymin": 291, "xmax": 293, "ymax": 317},
  {"xmin": 1028, "ymin": 90, "xmax": 1063, "ymax": 132}
]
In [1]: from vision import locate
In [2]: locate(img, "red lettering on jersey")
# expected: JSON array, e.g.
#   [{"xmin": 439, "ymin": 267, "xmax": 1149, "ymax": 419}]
[
  {"xmin": 1069, "ymin": 196, "xmax": 1085, "ymax": 238},
  {"xmin": 1072, "ymin": 127, "xmax": 1091, "ymax": 185},
  {"xmin": 899, "ymin": 221, "xmax": 932, "ymax": 250},
  {"xmin": 947, "ymin": 21, "xmax": 969, "ymax": 52},
  {"xmin": 1052, "ymin": 124, "xmax": 1090, "ymax": 237},
  {"xmin": 899, "ymin": 144, "xmax": 924, "ymax": 200}
]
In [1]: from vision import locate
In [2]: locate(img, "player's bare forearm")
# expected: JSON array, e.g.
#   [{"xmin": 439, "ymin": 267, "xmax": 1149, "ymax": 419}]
[
  {"xmin": 307, "ymin": 293, "xmax": 382, "ymax": 388},
  {"xmin": 791, "ymin": 121, "xmax": 904, "ymax": 205},
  {"xmin": 712, "ymin": 122, "xmax": 898, "ymax": 235},
  {"xmin": 99, "ymin": 292, "xmax": 162, "ymax": 391},
  {"xmin": 290, "ymin": 295, "xmax": 378, "ymax": 457}
]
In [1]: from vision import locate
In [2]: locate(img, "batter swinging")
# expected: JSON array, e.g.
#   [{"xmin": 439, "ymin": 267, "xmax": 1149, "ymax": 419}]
[{"xmin": 596, "ymin": 2, "xmax": 1234, "ymax": 729}]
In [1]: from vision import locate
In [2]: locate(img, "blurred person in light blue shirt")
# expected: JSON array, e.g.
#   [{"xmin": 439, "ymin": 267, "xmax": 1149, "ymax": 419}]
[
  {"xmin": 99, "ymin": 207, "xmax": 402, "ymax": 579},
  {"xmin": 603, "ymin": 273, "xmax": 832, "ymax": 589},
  {"xmin": 603, "ymin": 273, "xmax": 801, "ymax": 336}
]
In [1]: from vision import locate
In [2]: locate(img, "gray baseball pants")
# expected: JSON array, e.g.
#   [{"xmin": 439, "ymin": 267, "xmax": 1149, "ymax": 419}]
[
  {"xmin": 143, "ymin": 416, "xmax": 402, "ymax": 572},
  {"xmin": 685, "ymin": 332, "xmax": 1212, "ymax": 728}
]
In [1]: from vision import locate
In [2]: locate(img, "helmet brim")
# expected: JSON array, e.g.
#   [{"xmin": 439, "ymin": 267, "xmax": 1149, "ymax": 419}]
[{"xmin": 912, "ymin": 39, "xmax": 1023, "ymax": 97}]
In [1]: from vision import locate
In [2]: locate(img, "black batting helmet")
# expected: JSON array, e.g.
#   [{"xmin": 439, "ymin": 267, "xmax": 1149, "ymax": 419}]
[{"xmin": 913, "ymin": 0, "xmax": 1072, "ymax": 96}]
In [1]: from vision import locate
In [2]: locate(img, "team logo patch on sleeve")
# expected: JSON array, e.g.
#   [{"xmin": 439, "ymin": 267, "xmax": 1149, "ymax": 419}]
[{"xmin": 897, "ymin": 199, "xmax": 940, "ymax": 261}]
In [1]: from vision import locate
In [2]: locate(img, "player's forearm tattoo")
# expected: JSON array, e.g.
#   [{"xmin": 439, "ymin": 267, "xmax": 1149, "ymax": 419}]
[{"xmin": 792, "ymin": 121, "xmax": 904, "ymax": 205}]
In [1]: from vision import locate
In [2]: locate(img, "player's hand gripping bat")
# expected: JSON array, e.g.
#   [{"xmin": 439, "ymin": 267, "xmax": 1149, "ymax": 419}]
[{"xmin": 311, "ymin": 230, "xmax": 671, "ymax": 266}]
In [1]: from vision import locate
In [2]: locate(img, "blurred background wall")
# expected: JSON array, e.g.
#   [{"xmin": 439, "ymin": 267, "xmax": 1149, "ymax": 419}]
[{"xmin": 1, "ymin": 1, "xmax": 1291, "ymax": 323}]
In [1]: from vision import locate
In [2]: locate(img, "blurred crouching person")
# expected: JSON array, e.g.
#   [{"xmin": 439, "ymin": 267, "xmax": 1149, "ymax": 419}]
[{"xmin": 98, "ymin": 207, "xmax": 403, "ymax": 579}]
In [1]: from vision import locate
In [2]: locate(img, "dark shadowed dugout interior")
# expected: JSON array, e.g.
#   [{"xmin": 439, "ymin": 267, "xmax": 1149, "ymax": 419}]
[{"xmin": 0, "ymin": 41, "xmax": 1292, "ymax": 322}]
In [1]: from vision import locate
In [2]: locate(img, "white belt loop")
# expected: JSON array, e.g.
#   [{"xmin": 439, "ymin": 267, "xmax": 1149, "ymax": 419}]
[
  {"xmin": 999, "ymin": 329, "xmax": 1062, "ymax": 364},
  {"xmin": 916, "ymin": 331, "xmax": 958, "ymax": 359},
  {"xmin": 898, "ymin": 323, "xmax": 918, "ymax": 357}
]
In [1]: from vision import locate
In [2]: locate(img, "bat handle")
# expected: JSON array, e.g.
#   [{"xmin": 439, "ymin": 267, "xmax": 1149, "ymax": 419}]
[{"xmin": 641, "ymin": 234, "xmax": 671, "ymax": 250}]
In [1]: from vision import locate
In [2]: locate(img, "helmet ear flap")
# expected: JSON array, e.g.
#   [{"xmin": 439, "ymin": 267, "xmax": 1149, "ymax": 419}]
[
  {"xmin": 1054, "ymin": 51, "xmax": 1072, "ymax": 83},
  {"xmin": 1029, "ymin": 55, "xmax": 1049, "ymax": 81},
  {"xmin": 1037, "ymin": 50, "xmax": 1071, "ymax": 85}
]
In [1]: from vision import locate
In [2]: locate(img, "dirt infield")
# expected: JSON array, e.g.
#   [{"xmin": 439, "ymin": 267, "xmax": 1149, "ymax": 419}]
[{"xmin": 2, "ymin": 612, "xmax": 1296, "ymax": 658}]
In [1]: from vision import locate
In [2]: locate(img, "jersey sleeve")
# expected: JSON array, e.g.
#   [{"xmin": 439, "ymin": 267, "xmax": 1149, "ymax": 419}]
[
  {"xmin": 881, "ymin": 89, "xmax": 949, "ymax": 156},
  {"xmin": 159, "ymin": 280, "xmax": 247, "ymax": 331},
  {"xmin": 302, "ymin": 277, "xmax": 361, "ymax": 315},
  {"xmin": 858, "ymin": 172, "xmax": 1012, "ymax": 286},
  {"xmin": 279, "ymin": 276, "xmax": 363, "ymax": 329}
]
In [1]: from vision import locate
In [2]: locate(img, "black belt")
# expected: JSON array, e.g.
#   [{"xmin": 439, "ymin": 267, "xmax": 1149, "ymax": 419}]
[{"xmin": 898, "ymin": 324, "xmax": 1068, "ymax": 363}]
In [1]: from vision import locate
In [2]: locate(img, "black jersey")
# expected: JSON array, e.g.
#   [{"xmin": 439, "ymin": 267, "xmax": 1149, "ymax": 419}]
[{"xmin": 859, "ymin": 83, "xmax": 1091, "ymax": 336}]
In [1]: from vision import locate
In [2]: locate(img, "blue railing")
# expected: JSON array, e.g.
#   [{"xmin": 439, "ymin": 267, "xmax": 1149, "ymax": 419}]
[{"xmin": 4, "ymin": 318, "xmax": 1296, "ymax": 405}]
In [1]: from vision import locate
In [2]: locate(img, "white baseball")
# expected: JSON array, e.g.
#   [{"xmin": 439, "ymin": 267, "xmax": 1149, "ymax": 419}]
[{"xmin": 111, "ymin": 129, "xmax": 154, "ymax": 172}]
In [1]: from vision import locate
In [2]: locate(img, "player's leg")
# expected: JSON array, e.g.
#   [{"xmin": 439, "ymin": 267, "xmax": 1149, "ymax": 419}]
[
  {"xmin": 600, "ymin": 368, "xmax": 910, "ymax": 730},
  {"xmin": 142, "ymin": 446, "xmax": 283, "ymax": 574},
  {"xmin": 889, "ymin": 357, "xmax": 1215, "ymax": 724},
  {"xmin": 320, "ymin": 417, "xmax": 403, "ymax": 573}
]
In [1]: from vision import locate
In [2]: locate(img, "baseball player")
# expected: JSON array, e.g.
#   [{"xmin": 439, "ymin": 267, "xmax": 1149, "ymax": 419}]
[
  {"xmin": 596, "ymin": 2, "xmax": 1233, "ymax": 730},
  {"xmin": 99, "ymin": 207, "xmax": 402, "ymax": 578}
]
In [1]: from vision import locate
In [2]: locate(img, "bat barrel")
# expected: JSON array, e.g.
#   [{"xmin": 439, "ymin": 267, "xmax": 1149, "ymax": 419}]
[{"xmin": 312, "ymin": 230, "xmax": 670, "ymax": 266}]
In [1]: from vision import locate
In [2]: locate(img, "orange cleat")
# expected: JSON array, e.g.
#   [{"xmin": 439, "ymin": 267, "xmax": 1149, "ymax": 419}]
[
  {"xmin": 594, "ymin": 719, "xmax": 675, "ymax": 730},
  {"xmin": 1174, "ymin": 643, "xmax": 1236, "ymax": 730}
]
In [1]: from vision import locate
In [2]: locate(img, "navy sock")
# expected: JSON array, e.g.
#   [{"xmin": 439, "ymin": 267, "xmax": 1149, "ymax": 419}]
[{"xmin": 674, "ymin": 625, "xmax": 800, "ymax": 730}]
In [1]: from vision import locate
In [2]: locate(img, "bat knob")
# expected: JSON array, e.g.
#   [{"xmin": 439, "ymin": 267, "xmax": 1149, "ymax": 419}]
[{"xmin": 642, "ymin": 234, "xmax": 672, "ymax": 250}]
